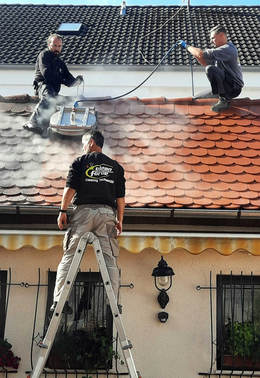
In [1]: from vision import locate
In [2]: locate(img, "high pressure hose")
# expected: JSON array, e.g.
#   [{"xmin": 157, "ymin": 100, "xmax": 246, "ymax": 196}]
[{"xmin": 73, "ymin": 40, "xmax": 183, "ymax": 108}]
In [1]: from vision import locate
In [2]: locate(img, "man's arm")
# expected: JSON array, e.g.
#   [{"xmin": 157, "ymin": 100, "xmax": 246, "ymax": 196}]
[
  {"xmin": 57, "ymin": 187, "xmax": 76, "ymax": 230},
  {"xmin": 186, "ymin": 46, "xmax": 207, "ymax": 66},
  {"xmin": 61, "ymin": 61, "xmax": 83, "ymax": 87},
  {"xmin": 116, "ymin": 197, "xmax": 125, "ymax": 235}
]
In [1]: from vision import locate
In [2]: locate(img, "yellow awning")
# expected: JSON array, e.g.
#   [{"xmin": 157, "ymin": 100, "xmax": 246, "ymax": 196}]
[{"xmin": 0, "ymin": 233, "xmax": 260, "ymax": 255}]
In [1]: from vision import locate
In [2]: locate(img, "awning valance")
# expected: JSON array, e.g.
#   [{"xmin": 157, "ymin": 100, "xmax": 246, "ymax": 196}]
[{"xmin": 0, "ymin": 232, "xmax": 260, "ymax": 255}]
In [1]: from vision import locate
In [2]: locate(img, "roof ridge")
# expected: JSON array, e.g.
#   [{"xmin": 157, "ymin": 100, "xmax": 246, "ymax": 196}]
[{"xmin": 1, "ymin": 94, "xmax": 260, "ymax": 107}]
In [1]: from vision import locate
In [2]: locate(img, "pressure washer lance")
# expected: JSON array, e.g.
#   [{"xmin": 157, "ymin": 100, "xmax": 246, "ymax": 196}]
[{"xmin": 70, "ymin": 107, "xmax": 76, "ymax": 125}]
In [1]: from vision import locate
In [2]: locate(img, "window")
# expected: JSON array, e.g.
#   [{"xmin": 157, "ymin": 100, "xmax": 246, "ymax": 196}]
[
  {"xmin": 0, "ymin": 270, "xmax": 7, "ymax": 339},
  {"xmin": 217, "ymin": 274, "xmax": 260, "ymax": 371},
  {"xmin": 44, "ymin": 271, "xmax": 113, "ymax": 371},
  {"xmin": 58, "ymin": 23, "xmax": 84, "ymax": 35}
]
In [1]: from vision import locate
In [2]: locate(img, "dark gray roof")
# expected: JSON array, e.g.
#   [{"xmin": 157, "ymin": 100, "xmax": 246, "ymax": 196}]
[{"xmin": 0, "ymin": 4, "xmax": 259, "ymax": 67}]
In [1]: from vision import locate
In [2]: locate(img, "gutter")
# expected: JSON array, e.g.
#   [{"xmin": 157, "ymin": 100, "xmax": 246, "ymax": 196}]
[
  {"xmin": 0, "ymin": 205, "xmax": 259, "ymax": 219},
  {"xmin": 0, "ymin": 229, "xmax": 260, "ymax": 239},
  {"xmin": 125, "ymin": 207, "xmax": 260, "ymax": 219}
]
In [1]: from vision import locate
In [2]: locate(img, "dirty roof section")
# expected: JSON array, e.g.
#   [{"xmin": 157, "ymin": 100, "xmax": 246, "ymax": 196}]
[
  {"xmin": 0, "ymin": 95, "xmax": 260, "ymax": 210},
  {"xmin": 0, "ymin": 4, "xmax": 259, "ymax": 66}
]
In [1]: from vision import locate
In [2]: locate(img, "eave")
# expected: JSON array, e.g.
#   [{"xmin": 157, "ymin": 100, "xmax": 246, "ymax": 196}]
[{"xmin": 0, "ymin": 205, "xmax": 259, "ymax": 234}]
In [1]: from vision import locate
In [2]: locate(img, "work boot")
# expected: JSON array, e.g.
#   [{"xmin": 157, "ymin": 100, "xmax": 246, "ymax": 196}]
[
  {"xmin": 23, "ymin": 122, "xmax": 43, "ymax": 135},
  {"xmin": 211, "ymin": 97, "xmax": 230, "ymax": 112},
  {"xmin": 50, "ymin": 301, "xmax": 73, "ymax": 315}
]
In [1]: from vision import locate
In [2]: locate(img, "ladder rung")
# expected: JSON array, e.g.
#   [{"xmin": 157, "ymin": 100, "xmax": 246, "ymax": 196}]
[
  {"xmin": 39, "ymin": 343, "xmax": 48, "ymax": 349},
  {"xmin": 122, "ymin": 342, "xmax": 133, "ymax": 350}
]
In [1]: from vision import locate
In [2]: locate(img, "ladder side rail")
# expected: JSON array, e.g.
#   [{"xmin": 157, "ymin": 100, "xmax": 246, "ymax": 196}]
[
  {"xmin": 92, "ymin": 237, "xmax": 139, "ymax": 378},
  {"xmin": 30, "ymin": 233, "xmax": 92, "ymax": 378}
]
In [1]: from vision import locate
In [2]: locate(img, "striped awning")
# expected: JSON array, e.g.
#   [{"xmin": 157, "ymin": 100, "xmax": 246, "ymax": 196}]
[{"xmin": 0, "ymin": 232, "xmax": 260, "ymax": 255}]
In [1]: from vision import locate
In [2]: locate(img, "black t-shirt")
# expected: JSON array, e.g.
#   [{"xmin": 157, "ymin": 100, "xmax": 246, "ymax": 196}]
[{"xmin": 66, "ymin": 152, "xmax": 125, "ymax": 208}]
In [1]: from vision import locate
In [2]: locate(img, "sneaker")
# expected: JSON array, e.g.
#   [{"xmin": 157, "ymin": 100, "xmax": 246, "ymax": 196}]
[
  {"xmin": 50, "ymin": 301, "xmax": 73, "ymax": 315},
  {"xmin": 23, "ymin": 122, "xmax": 43, "ymax": 135},
  {"xmin": 211, "ymin": 97, "xmax": 230, "ymax": 112}
]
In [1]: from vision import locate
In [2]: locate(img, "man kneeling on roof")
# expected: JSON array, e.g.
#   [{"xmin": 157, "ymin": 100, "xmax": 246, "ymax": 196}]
[
  {"xmin": 23, "ymin": 33, "xmax": 83, "ymax": 136},
  {"xmin": 179, "ymin": 25, "xmax": 244, "ymax": 113}
]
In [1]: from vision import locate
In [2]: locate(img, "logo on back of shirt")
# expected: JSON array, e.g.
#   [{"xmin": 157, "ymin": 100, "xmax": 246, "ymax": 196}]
[{"xmin": 85, "ymin": 164, "xmax": 114, "ymax": 181}]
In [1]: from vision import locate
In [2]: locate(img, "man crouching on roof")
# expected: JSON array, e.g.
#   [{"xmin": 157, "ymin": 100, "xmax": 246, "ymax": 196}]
[
  {"xmin": 23, "ymin": 33, "xmax": 83, "ymax": 136},
  {"xmin": 179, "ymin": 25, "xmax": 244, "ymax": 113}
]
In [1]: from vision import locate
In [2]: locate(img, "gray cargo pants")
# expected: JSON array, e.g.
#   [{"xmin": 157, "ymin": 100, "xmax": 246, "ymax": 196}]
[
  {"xmin": 30, "ymin": 84, "xmax": 58, "ymax": 131},
  {"xmin": 54, "ymin": 204, "xmax": 120, "ymax": 303}
]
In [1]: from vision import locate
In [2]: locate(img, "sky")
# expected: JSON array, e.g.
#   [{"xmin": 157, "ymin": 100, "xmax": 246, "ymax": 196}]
[{"xmin": 0, "ymin": 0, "xmax": 259, "ymax": 5}]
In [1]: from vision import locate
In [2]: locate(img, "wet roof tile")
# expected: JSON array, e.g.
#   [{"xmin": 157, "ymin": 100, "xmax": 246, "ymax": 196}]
[{"xmin": 0, "ymin": 95, "xmax": 260, "ymax": 210}]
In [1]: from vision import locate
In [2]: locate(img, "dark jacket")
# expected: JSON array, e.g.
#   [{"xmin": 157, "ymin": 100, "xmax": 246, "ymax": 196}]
[{"xmin": 34, "ymin": 49, "xmax": 76, "ymax": 94}]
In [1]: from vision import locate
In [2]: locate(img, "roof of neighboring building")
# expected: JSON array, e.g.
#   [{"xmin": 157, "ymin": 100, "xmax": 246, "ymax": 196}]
[
  {"xmin": 0, "ymin": 95, "xmax": 260, "ymax": 211},
  {"xmin": 0, "ymin": 4, "xmax": 259, "ymax": 67}
]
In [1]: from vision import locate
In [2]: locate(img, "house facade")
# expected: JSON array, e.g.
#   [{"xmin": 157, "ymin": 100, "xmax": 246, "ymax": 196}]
[
  {"xmin": 0, "ymin": 3, "xmax": 260, "ymax": 378},
  {"xmin": 0, "ymin": 95, "xmax": 260, "ymax": 377}
]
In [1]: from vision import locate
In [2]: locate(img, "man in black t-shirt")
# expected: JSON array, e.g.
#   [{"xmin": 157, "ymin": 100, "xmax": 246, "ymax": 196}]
[
  {"xmin": 23, "ymin": 33, "xmax": 83, "ymax": 136},
  {"xmin": 51, "ymin": 130, "xmax": 126, "ymax": 314}
]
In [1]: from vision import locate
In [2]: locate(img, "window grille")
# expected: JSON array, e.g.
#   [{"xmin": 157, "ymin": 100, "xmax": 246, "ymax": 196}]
[
  {"xmin": 44, "ymin": 271, "xmax": 113, "ymax": 372},
  {"xmin": 217, "ymin": 274, "xmax": 260, "ymax": 371}
]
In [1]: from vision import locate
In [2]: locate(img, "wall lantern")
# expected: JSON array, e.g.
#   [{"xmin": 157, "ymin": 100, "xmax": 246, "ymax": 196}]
[{"xmin": 152, "ymin": 256, "xmax": 175, "ymax": 323}]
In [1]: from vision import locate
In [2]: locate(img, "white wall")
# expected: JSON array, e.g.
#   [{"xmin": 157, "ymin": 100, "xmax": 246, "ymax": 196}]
[{"xmin": 0, "ymin": 67, "xmax": 258, "ymax": 100}]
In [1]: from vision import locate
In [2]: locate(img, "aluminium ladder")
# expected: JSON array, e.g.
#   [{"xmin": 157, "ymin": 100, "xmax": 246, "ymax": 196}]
[{"xmin": 29, "ymin": 232, "xmax": 140, "ymax": 378}]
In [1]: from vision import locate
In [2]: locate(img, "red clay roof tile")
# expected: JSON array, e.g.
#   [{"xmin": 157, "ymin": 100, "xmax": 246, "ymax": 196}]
[
  {"xmin": 183, "ymin": 172, "xmax": 201, "ymax": 182},
  {"xmin": 38, "ymin": 188, "xmax": 59, "ymax": 196},
  {"xmin": 159, "ymin": 104, "xmax": 175, "ymax": 115},
  {"xmin": 227, "ymin": 166, "xmax": 245, "ymax": 174},
  {"xmin": 45, "ymin": 195, "xmax": 62, "ymax": 204},
  {"xmin": 209, "ymin": 166, "xmax": 227, "ymax": 174},
  {"xmin": 183, "ymin": 156, "xmax": 201, "ymax": 165},
  {"xmin": 239, "ymin": 174, "xmax": 255, "ymax": 183},
  {"xmin": 233, "ymin": 198, "xmax": 250, "ymax": 206},
  {"xmin": 200, "ymin": 156, "xmax": 217, "ymax": 165},
  {"xmin": 193, "ymin": 165, "xmax": 210, "ymax": 173},
  {"xmin": 222, "ymin": 191, "xmax": 240, "ymax": 199},
  {"xmin": 191, "ymin": 148, "xmax": 208, "ymax": 157}
]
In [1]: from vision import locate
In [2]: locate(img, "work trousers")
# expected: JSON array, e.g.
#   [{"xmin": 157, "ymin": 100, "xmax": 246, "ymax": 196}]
[
  {"xmin": 29, "ymin": 84, "xmax": 58, "ymax": 131},
  {"xmin": 53, "ymin": 204, "xmax": 120, "ymax": 303},
  {"xmin": 205, "ymin": 65, "xmax": 242, "ymax": 100}
]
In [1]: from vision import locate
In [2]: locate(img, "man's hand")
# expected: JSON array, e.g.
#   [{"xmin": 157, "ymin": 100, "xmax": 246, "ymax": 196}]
[
  {"xmin": 116, "ymin": 220, "xmax": 123, "ymax": 236},
  {"xmin": 57, "ymin": 212, "xmax": 68, "ymax": 230},
  {"xmin": 76, "ymin": 75, "xmax": 84, "ymax": 84},
  {"xmin": 178, "ymin": 40, "xmax": 188, "ymax": 49},
  {"xmin": 33, "ymin": 80, "xmax": 39, "ymax": 95}
]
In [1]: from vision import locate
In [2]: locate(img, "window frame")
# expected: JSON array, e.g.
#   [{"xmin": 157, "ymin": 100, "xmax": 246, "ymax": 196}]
[
  {"xmin": 217, "ymin": 274, "xmax": 260, "ymax": 371},
  {"xmin": 44, "ymin": 270, "xmax": 113, "ymax": 371}
]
